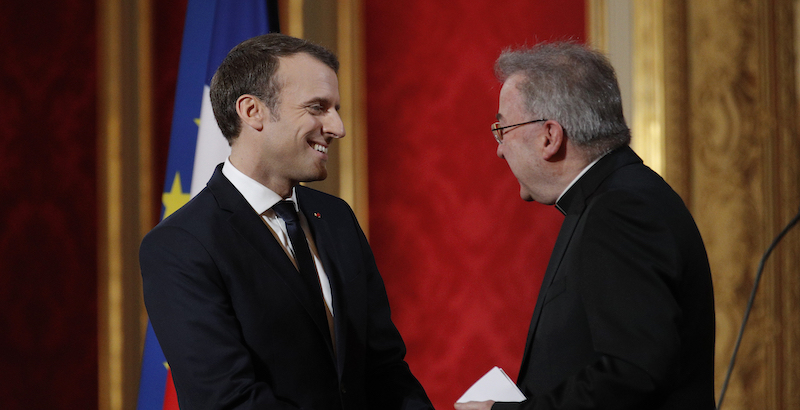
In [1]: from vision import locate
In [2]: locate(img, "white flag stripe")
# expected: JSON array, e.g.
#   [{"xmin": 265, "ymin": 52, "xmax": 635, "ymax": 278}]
[{"xmin": 191, "ymin": 85, "xmax": 232, "ymax": 197}]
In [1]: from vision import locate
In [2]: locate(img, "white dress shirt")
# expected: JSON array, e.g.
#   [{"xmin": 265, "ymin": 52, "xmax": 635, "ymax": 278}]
[{"xmin": 222, "ymin": 158, "xmax": 333, "ymax": 315}]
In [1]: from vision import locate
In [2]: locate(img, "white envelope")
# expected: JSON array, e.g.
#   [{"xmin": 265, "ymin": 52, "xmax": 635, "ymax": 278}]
[{"xmin": 457, "ymin": 366, "xmax": 526, "ymax": 403}]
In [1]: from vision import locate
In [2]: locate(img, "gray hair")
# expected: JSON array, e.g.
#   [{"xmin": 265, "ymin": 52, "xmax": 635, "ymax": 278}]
[{"xmin": 494, "ymin": 42, "xmax": 630, "ymax": 158}]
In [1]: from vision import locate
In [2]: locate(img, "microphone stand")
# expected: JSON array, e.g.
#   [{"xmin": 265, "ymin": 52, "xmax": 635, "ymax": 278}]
[{"xmin": 717, "ymin": 205, "xmax": 800, "ymax": 410}]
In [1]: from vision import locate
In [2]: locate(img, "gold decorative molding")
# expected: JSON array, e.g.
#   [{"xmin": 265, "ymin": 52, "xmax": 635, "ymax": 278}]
[
  {"xmin": 98, "ymin": 0, "xmax": 153, "ymax": 409},
  {"xmin": 589, "ymin": 0, "xmax": 666, "ymax": 176},
  {"xmin": 335, "ymin": 0, "xmax": 369, "ymax": 233},
  {"xmin": 660, "ymin": 1, "xmax": 691, "ymax": 203},
  {"xmin": 280, "ymin": 0, "xmax": 305, "ymax": 38},
  {"xmin": 631, "ymin": 0, "xmax": 665, "ymax": 176},
  {"xmin": 586, "ymin": 0, "xmax": 608, "ymax": 52},
  {"xmin": 285, "ymin": 0, "xmax": 370, "ymax": 233},
  {"xmin": 685, "ymin": 1, "xmax": 799, "ymax": 408}
]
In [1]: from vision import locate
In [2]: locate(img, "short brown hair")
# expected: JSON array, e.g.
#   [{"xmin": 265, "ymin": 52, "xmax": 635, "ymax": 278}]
[{"xmin": 210, "ymin": 33, "xmax": 339, "ymax": 144}]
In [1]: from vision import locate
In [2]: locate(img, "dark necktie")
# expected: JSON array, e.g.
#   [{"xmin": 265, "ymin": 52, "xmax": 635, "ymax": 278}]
[{"xmin": 272, "ymin": 200, "xmax": 336, "ymax": 352}]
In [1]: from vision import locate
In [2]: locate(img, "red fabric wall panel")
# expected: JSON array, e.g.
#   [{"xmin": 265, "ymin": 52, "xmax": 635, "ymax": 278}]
[
  {"xmin": 365, "ymin": 2, "xmax": 584, "ymax": 407},
  {"xmin": 0, "ymin": 1, "xmax": 98, "ymax": 409}
]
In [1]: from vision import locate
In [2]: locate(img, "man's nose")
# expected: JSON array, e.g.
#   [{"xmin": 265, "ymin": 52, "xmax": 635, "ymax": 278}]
[{"xmin": 324, "ymin": 110, "xmax": 346, "ymax": 139}]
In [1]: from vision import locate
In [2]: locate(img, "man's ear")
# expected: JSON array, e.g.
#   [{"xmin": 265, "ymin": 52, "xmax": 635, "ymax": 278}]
[
  {"xmin": 235, "ymin": 94, "xmax": 268, "ymax": 132},
  {"xmin": 541, "ymin": 120, "xmax": 565, "ymax": 161}
]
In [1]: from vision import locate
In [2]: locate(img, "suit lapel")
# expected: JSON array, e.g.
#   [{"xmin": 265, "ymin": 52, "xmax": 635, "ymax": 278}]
[
  {"xmin": 207, "ymin": 167, "xmax": 332, "ymax": 350},
  {"xmin": 298, "ymin": 188, "xmax": 348, "ymax": 375}
]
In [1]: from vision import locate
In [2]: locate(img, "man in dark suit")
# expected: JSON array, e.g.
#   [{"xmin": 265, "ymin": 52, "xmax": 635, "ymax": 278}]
[
  {"xmin": 456, "ymin": 42, "xmax": 715, "ymax": 410},
  {"xmin": 140, "ymin": 33, "xmax": 433, "ymax": 410}
]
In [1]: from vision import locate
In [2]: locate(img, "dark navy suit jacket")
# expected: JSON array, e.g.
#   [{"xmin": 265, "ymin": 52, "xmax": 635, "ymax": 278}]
[{"xmin": 140, "ymin": 165, "xmax": 432, "ymax": 410}]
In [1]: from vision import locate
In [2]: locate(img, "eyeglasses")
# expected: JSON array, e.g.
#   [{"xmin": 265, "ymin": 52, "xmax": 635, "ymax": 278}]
[{"xmin": 491, "ymin": 119, "xmax": 547, "ymax": 144}]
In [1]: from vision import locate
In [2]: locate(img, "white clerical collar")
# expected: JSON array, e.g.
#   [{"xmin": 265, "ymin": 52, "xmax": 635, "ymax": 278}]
[
  {"xmin": 556, "ymin": 154, "xmax": 604, "ymax": 204},
  {"xmin": 221, "ymin": 158, "xmax": 298, "ymax": 215}
]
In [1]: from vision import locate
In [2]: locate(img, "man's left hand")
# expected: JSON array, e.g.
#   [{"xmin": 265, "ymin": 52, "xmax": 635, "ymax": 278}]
[{"xmin": 454, "ymin": 400, "xmax": 494, "ymax": 410}]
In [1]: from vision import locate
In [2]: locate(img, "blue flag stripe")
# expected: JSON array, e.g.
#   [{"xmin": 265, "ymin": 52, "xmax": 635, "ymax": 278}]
[
  {"xmin": 162, "ymin": 0, "xmax": 216, "ymax": 204},
  {"xmin": 206, "ymin": 0, "xmax": 270, "ymax": 84},
  {"xmin": 136, "ymin": 322, "xmax": 168, "ymax": 410}
]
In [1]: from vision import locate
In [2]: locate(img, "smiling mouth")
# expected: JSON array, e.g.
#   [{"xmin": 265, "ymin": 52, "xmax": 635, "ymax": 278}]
[{"xmin": 312, "ymin": 143, "xmax": 328, "ymax": 154}]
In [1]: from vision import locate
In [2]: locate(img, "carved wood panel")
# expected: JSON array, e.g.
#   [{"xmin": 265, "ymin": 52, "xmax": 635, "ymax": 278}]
[{"xmin": 682, "ymin": 1, "xmax": 800, "ymax": 408}]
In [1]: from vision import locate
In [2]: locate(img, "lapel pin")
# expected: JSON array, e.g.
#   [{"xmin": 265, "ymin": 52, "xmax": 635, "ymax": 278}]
[{"xmin": 313, "ymin": 212, "xmax": 322, "ymax": 219}]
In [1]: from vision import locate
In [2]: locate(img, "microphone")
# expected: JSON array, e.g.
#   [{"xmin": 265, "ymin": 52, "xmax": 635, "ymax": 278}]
[{"xmin": 717, "ymin": 204, "xmax": 800, "ymax": 410}]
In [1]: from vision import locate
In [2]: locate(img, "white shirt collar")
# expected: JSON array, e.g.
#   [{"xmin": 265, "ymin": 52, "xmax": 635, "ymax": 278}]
[
  {"xmin": 221, "ymin": 158, "xmax": 298, "ymax": 215},
  {"xmin": 556, "ymin": 154, "xmax": 604, "ymax": 204}
]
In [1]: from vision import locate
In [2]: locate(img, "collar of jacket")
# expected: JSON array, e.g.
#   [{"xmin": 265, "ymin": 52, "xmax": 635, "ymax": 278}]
[{"xmin": 555, "ymin": 145, "xmax": 643, "ymax": 216}]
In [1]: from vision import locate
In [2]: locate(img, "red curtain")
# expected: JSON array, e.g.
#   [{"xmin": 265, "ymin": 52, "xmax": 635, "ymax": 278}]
[
  {"xmin": 0, "ymin": 1, "xmax": 98, "ymax": 408},
  {"xmin": 365, "ymin": 2, "xmax": 584, "ymax": 407},
  {"xmin": 0, "ymin": 1, "xmax": 183, "ymax": 408}
]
